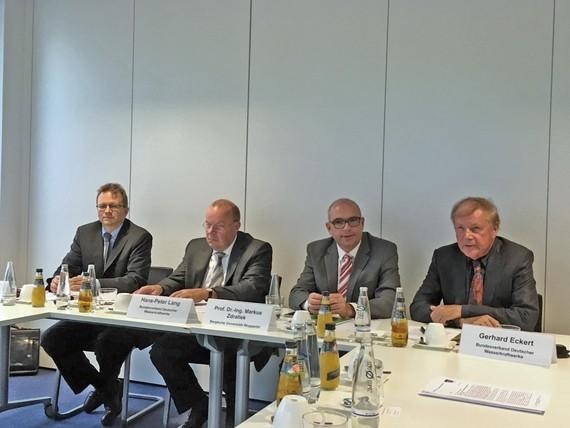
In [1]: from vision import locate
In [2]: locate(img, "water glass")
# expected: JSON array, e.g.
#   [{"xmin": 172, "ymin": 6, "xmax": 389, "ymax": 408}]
[
  {"xmin": 98, "ymin": 288, "xmax": 118, "ymax": 307},
  {"xmin": 265, "ymin": 295, "xmax": 284, "ymax": 319}
]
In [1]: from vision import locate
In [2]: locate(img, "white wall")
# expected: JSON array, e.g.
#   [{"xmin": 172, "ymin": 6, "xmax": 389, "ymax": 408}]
[
  {"xmin": 1, "ymin": 0, "xmax": 568, "ymax": 335},
  {"xmin": 545, "ymin": 0, "xmax": 570, "ymax": 333}
]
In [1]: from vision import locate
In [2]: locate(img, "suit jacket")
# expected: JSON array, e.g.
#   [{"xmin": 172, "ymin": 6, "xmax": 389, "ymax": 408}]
[
  {"xmin": 289, "ymin": 232, "xmax": 400, "ymax": 319},
  {"xmin": 54, "ymin": 219, "xmax": 152, "ymax": 293},
  {"xmin": 410, "ymin": 237, "xmax": 539, "ymax": 331},
  {"xmin": 158, "ymin": 231, "xmax": 272, "ymax": 303}
]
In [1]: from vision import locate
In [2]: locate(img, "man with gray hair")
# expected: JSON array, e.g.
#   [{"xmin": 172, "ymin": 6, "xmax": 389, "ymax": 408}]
[
  {"xmin": 410, "ymin": 196, "xmax": 539, "ymax": 331},
  {"xmin": 289, "ymin": 198, "xmax": 400, "ymax": 319}
]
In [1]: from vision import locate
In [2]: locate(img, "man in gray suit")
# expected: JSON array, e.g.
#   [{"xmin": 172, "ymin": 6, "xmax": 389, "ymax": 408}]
[
  {"xmin": 136, "ymin": 199, "xmax": 272, "ymax": 428},
  {"xmin": 289, "ymin": 198, "xmax": 400, "ymax": 319},
  {"xmin": 410, "ymin": 197, "xmax": 539, "ymax": 331},
  {"xmin": 41, "ymin": 183, "xmax": 152, "ymax": 426}
]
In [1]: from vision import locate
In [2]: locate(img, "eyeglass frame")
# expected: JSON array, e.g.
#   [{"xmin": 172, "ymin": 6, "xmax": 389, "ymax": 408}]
[
  {"xmin": 96, "ymin": 204, "xmax": 125, "ymax": 211},
  {"xmin": 328, "ymin": 216, "xmax": 363, "ymax": 229}
]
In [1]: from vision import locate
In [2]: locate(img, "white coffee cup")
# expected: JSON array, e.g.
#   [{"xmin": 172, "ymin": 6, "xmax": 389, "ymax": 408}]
[
  {"xmin": 273, "ymin": 395, "xmax": 310, "ymax": 428},
  {"xmin": 424, "ymin": 322, "xmax": 448, "ymax": 346},
  {"xmin": 292, "ymin": 310, "xmax": 311, "ymax": 327},
  {"xmin": 19, "ymin": 284, "xmax": 35, "ymax": 303},
  {"xmin": 113, "ymin": 293, "xmax": 132, "ymax": 313}
]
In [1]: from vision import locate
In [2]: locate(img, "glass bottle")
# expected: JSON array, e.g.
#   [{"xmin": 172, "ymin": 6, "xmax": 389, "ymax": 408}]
[
  {"xmin": 316, "ymin": 291, "xmax": 333, "ymax": 338},
  {"xmin": 391, "ymin": 287, "xmax": 408, "ymax": 347},
  {"xmin": 320, "ymin": 323, "xmax": 340, "ymax": 390},
  {"xmin": 2, "ymin": 261, "xmax": 17, "ymax": 306},
  {"xmin": 351, "ymin": 333, "xmax": 382, "ymax": 428},
  {"xmin": 354, "ymin": 287, "xmax": 371, "ymax": 335},
  {"xmin": 55, "ymin": 264, "xmax": 71, "ymax": 309},
  {"xmin": 87, "ymin": 264, "xmax": 99, "ymax": 309},
  {"xmin": 292, "ymin": 322, "xmax": 311, "ymax": 400},
  {"xmin": 276, "ymin": 340, "xmax": 302, "ymax": 405},
  {"xmin": 78, "ymin": 271, "xmax": 93, "ymax": 313},
  {"xmin": 305, "ymin": 320, "xmax": 321, "ymax": 403},
  {"xmin": 31, "ymin": 268, "xmax": 46, "ymax": 307}
]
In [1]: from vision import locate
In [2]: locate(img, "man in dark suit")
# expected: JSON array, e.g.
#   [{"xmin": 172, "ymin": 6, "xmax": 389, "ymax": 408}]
[
  {"xmin": 136, "ymin": 199, "xmax": 272, "ymax": 428},
  {"xmin": 41, "ymin": 183, "xmax": 152, "ymax": 426},
  {"xmin": 289, "ymin": 198, "xmax": 400, "ymax": 319},
  {"xmin": 410, "ymin": 197, "xmax": 539, "ymax": 331}
]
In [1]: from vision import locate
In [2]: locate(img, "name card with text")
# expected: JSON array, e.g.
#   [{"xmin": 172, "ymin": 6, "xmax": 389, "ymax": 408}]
[
  {"xmin": 459, "ymin": 324, "xmax": 556, "ymax": 367},
  {"xmin": 127, "ymin": 294, "xmax": 199, "ymax": 324},
  {"xmin": 203, "ymin": 298, "xmax": 275, "ymax": 331}
]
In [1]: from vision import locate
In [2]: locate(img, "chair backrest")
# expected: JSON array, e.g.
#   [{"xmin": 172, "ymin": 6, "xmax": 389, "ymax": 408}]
[
  {"xmin": 147, "ymin": 266, "xmax": 173, "ymax": 284},
  {"xmin": 534, "ymin": 293, "xmax": 543, "ymax": 333}
]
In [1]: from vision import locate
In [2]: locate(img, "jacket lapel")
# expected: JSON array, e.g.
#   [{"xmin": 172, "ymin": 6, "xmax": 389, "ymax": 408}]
[
  {"xmin": 225, "ymin": 233, "xmax": 245, "ymax": 285},
  {"xmin": 482, "ymin": 239, "xmax": 502, "ymax": 305},
  {"xmin": 324, "ymin": 241, "xmax": 338, "ymax": 293},
  {"xmin": 104, "ymin": 220, "xmax": 129, "ymax": 272}
]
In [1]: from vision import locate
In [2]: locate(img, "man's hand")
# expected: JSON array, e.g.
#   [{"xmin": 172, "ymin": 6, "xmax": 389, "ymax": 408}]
[
  {"xmin": 134, "ymin": 284, "xmax": 163, "ymax": 295},
  {"xmin": 430, "ymin": 304, "xmax": 462, "ymax": 324},
  {"xmin": 461, "ymin": 315, "xmax": 501, "ymax": 328},
  {"xmin": 170, "ymin": 288, "xmax": 209, "ymax": 303},
  {"xmin": 330, "ymin": 293, "xmax": 355, "ymax": 318},
  {"xmin": 69, "ymin": 276, "xmax": 83, "ymax": 292},
  {"xmin": 307, "ymin": 292, "xmax": 323, "ymax": 313},
  {"xmin": 50, "ymin": 275, "xmax": 60, "ymax": 293}
]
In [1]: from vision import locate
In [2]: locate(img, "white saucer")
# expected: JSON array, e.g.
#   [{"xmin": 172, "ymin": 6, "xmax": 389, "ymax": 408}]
[{"xmin": 413, "ymin": 341, "xmax": 455, "ymax": 351}]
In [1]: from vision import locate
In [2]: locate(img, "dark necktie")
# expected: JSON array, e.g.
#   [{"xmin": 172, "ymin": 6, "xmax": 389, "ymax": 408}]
[
  {"xmin": 208, "ymin": 252, "xmax": 225, "ymax": 288},
  {"xmin": 338, "ymin": 254, "xmax": 353, "ymax": 298},
  {"xmin": 103, "ymin": 232, "xmax": 112, "ymax": 262},
  {"xmin": 469, "ymin": 260, "xmax": 484, "ymax": 305}
]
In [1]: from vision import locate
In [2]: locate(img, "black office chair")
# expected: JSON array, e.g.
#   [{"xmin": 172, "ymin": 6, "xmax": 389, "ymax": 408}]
[
  {"xmin": 535, "ymin": 293, "xmax": 543, "ymax": 333},
  {"xmin": 44, "ymin": 266, "xmax": 173, "ymax": 423}
]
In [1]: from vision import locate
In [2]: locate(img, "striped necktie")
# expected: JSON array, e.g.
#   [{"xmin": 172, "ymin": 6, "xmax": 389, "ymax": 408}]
[
  {"xmin": 469, "ymin": 260, "xmax": 484, "ymax": 305},
  {"xmin": 337, "ymin": 254, "xmax": 353, "ymax": 298},
  {"xmin": 208, "ymin": 252, "xmax": 225, "ymax": 288}
]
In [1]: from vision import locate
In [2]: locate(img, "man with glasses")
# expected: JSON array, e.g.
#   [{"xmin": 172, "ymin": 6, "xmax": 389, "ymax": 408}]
[
  {"xmin": 41, "ymin": 182, "xmax": 152, "ymax": 426},
  {"xmin": 136, "ymin": 199, "xmax": 272, "ymax": 428},
  {"xmin": 289, "ymin": 198, "xmax": 400, "ymax": 319}
]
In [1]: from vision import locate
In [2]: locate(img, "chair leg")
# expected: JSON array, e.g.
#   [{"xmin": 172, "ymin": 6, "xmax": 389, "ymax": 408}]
[
  {"xmin": 43, "ymin": 370, "xmax": 84, "ymax": 420},
  {"xmin": 162, "ymin": 390, "xmax": 171, "ymax": 428},
  {"xmin": 121, "ymin": 350, "xmax": 165, "ymax": 426}
]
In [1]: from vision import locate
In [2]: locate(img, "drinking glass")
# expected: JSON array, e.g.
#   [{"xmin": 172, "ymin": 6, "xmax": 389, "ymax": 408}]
[
  {"xmin": 265, "ymin": 295, "xmax": 284, "ymax": 319},
  {"xmin": 98, "ymin": 288, "xmax": 118, "ymax": 307}
]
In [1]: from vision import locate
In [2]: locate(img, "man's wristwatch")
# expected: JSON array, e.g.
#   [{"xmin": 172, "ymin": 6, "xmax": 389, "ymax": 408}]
[{"xmin": 206, "ymin": 288, "xmax": 215, "ymax": 301}]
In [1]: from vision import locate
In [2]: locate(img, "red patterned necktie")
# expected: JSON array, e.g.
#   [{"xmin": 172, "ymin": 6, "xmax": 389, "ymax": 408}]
[
  {"xmin": 470, "ymin": 260, "xmax": 484, "ymax": 305},
  {"xmin": 337, "ymin": 254, "xmax": 353, "ymax": 298}
]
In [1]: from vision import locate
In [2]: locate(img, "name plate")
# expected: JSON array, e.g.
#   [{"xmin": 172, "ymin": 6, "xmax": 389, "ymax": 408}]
[
  {"xmin": 459, "ymin": 324, "xmax": 556, "ymax": 367},
  {"xmin": 127, "ymin": 294, "xmax": 199, "ymax": 324},
  {"xmin": 203, "ymin": 298, "xmax": 275, "ymax": 331}
]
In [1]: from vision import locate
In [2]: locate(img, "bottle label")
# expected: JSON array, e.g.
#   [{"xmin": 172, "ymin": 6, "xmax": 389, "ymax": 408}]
[{"xmin": 325, "ymin": 367, "xmax": 340, "ymax": 381}]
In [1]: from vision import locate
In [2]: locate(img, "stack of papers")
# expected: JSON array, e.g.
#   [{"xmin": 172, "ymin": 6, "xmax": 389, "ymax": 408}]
[{"xmin": 419, "ymin": 377, "xmax": 550, "ymax": 414}]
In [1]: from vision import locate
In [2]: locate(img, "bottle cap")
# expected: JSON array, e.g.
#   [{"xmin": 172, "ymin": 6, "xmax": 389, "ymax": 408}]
[
  {"xmin": 396, "ymin": 287, "xmax": 403, "ymax": 292},
  {"xmin": 325, "ymin": 323, "xmax": 335, "ymax": 330},
  {"xmin": 322, "ymin": 291, "xmax": 330, "ymax": 296},
  {"xmin": 35, "ymin": 268, "xmax": 43, "ymax": 273}
]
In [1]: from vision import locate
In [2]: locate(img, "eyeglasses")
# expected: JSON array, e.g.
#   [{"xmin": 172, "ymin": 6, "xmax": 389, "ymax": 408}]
[
  {"xmin": 203, "ymin": 222, "xmax": 229, "ymax": 232},
  {"xmin": 329, "ymin": 216, "xmax": 363, "ymax": 229},
  {"xmin": 96, "ymin": 204, "xmax": 124, "ymax": 211}
]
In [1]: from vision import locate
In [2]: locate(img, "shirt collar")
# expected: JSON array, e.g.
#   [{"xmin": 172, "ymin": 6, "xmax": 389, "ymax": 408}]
[
  {"xmin": 214, "ymin": 234, "xmax": 238, "ymax": 258},
  {"xmin": 101, "ymin": 223, "xmax": 124, "ymax": 241},
  {"xmin": 336, "ymin": 241, "xmax": 361, "ymax": 262}
]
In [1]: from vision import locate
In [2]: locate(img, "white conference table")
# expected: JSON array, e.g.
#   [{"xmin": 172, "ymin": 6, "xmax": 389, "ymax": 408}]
[
  {"xmin": 0, "ymin": 303, "xmax": 301, "ymax": 428},
  {"xmin": 237, "ymin": 328, "xmax": 570, "ymax": 428}
]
